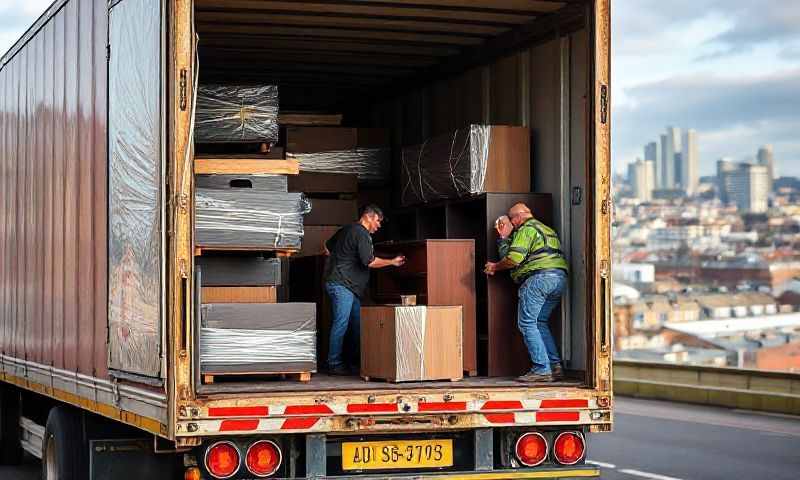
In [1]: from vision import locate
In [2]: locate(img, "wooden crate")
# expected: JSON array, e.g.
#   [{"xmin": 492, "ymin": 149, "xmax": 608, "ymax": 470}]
[{"xmin": 360, "ymin": 306, "xmax": 462, "ymax": 383}]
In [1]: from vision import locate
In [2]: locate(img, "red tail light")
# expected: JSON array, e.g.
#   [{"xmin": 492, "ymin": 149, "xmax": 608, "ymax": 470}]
[
  {"xmin": 515, "ymin": 432, "xmax": 548, "ymax": 467},
  {"xmin": 553, "ymin": 432, "xmax": 586, "ymax": 465},
  {"xmin": 245, "ymin": 440, "xmax": 282, "ymax": 477},
  {"xmin": 205, "ymin": 441, "xmax": 241, "ymax": 479}
]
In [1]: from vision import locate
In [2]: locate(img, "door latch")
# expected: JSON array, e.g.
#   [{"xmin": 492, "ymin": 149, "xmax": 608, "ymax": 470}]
[
  {"xmin": 600, "ymin": 84, "xmax": 608, "ymax": 124},
  {"xmin": 571, "ymin": 186, "xmax": 583, "ymax": 205}
]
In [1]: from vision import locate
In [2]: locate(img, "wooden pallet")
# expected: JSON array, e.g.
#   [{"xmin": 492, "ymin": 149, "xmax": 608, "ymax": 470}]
[
  {"xmin": 194, "ymin": 246, "xmax": 299, "ymax": 257},
  {"xmin": 203, "ymin": 371, "xmax": 312, "ymax": 384}
]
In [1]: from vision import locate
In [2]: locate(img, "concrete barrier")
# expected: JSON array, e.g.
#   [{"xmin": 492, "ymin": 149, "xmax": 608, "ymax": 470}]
[{"xmin": 614, "ymin": 360, "xmax": 800, "ymax": 416}]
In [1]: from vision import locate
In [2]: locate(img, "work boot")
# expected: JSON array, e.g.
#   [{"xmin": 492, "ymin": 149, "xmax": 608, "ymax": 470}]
[
  {"xmin": 515, "ymin": 371, "xmax": 554, "ymax": 383},
  {"xmin": 327, "ymin": 365, "xmax": 350, "ymax": 376},
  {"xmin": 551, "ymin": 363, "xmax": 565, "ymax": 380}
]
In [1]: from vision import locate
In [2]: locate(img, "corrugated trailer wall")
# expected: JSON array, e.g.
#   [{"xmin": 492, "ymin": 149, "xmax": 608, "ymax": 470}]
[
  {"xmin": 0, "ymin": 0, "xmax": 108, "ymax": 380},
  {"xmin": 372, "ymin": 24, "xmax": 591, "ymax": 372}
]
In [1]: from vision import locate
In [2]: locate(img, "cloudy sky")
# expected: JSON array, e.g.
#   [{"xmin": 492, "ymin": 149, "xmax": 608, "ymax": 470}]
[{"xmin": 2, "ymin": 0, "xmax": 799, "ymax": 176}]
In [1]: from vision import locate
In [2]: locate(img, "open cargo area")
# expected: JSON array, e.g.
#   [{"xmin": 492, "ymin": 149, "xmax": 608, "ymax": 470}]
[{"xmin": 183, "ymin": 0, "xmax": 605, "ymax": 398}]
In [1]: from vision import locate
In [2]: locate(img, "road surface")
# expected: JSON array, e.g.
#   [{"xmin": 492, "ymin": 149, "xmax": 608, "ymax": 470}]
[
  {"xmin": 588, "ymin": 397, "xmax": 800, "ymax": 479},
  {"xmin": 3, "ymin": 397, "xmax": 800, "ymax": 479}
]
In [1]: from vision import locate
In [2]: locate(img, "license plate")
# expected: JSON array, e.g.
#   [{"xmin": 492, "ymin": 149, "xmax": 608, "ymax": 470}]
[{"xmin": 342, "ymin": 439, "xmax": 453, "ymax": 471}]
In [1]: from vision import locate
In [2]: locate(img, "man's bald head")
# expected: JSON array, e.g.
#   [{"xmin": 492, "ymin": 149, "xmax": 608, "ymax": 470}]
[{"xmin": 508, "ymin": 202, "xmax": 533, "ymax": 228}]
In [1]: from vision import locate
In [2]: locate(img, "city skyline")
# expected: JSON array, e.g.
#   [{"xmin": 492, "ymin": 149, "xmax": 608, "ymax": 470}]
[{"xmin": 612, "ymin": 0, "xmax": 800, "ymax": 178}]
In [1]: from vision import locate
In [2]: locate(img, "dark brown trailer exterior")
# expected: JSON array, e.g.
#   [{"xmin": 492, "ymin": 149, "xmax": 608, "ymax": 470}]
[{"xmin": 0, "ymin": 0, "xmax": 168, "ymax": 438}]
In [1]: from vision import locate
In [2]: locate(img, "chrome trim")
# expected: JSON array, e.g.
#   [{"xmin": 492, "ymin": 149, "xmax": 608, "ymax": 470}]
[
  {"xmin": 515, "ymin": 432, "xmax": 548, "ymax": 467},
  {"xmin": 0, "ymin": 354, "xmax": 168, "ymax": 425},
  {"xmin": 20, "ymin": 416, "xmax": 45, "ymax": 460}
]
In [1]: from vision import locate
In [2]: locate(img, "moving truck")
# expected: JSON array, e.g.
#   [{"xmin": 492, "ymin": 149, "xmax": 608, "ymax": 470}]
[{"xmin": 0, "ymin": 0, "xmax": 612, "ymax": 478}]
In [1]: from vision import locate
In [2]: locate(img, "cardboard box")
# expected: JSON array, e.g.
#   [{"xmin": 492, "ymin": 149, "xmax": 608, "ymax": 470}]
[
  {"xmin": 360, "ymin": 305, "xmax": 463, "ymax": 382},
  {"xmin": 201, "ymin": 286, "xmax": 277, "ymax": 303}
]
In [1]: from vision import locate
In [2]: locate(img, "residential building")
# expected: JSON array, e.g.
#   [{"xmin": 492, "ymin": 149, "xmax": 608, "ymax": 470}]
[
  {"xmin": 615, "ymin": 263, "xmax": 656, "ymax": 284},
  {"xmin": 717, "ymin": 161, "xmax": 769, "ymax": 213}
]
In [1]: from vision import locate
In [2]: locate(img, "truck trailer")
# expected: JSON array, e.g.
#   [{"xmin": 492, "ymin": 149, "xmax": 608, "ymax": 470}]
[{"xmin": 0, "ymin": 0, "xmax": 612, "ymax": 478}]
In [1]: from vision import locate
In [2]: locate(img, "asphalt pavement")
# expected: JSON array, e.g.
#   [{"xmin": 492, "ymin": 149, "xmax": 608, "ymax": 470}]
[
  {"xmin": 3, "ymin": 396, "xmax": 800, "ymax": 479},
  {"xmin": 588, "ymin": 397, "xmax": 800, "ymax": 480}
]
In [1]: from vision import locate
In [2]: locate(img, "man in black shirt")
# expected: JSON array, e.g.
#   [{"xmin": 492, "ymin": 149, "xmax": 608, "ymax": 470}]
[{"xmin": 324, "ymin": 204, "xmax": 405, "ymax": 375}]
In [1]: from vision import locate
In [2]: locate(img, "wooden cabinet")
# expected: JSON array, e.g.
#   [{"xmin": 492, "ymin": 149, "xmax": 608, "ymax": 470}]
[
  {"xmin": 372, "ymin": 240, "xmax": 477, "ymax": 376},
  {"xmin": 360, "ymin": 306, "xmax": 463, "ymax": 382},
  {"xmin": 384, "ymin": 193, "xmax": 554, "ymax": 377}
]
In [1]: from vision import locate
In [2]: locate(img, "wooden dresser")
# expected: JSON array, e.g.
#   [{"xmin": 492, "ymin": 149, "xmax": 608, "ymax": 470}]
[{"xmin": 372, "ymin": 239, "xmax": 477, "ymax": 376}]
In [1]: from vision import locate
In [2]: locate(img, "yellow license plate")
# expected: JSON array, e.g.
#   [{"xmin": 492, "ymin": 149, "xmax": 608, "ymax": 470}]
[{"xmin": 342, "ymin": 439, "xmax": 453, "ymax": 471}]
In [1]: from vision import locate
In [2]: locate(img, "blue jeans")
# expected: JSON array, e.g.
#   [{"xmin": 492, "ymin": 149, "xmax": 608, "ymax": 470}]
[
  {"xmin": 517, "ymin": 270, "xmax": 567, "ymax": 375},
  {"xmin": 325, "ymin": 282, "xmax": 361, "ymax": 369}
]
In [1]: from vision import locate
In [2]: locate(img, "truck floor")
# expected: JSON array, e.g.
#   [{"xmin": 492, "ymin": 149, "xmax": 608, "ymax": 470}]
[{"xmin": 196, "ymin": 373, "xmax": 584, "ymax": 395}]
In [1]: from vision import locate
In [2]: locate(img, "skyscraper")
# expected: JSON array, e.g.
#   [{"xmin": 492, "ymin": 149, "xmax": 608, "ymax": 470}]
[
  {"xmin": 644, "ymin": 141, "xmax": 660, "ymax": 187},
  {"xmin": 660, "ymin": 127, "xmax": 681, "ymax": 188},
  {"xmin": 681, "ymin": 129, "xmax": 699, "ymax": 195},
  {"xmin": 757, "ymin": 145, "xmax": 775, "ymax": 192}
]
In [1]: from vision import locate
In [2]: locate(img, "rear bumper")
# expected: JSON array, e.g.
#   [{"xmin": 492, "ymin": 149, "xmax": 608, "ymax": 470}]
[{"xmin": 315, "ymin": 468, "xmax": 600, "ymax": 479}]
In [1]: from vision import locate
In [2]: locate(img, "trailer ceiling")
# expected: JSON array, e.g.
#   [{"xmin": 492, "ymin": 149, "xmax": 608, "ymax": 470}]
[{"xmin": 195, "ymin": 0, "xmax": 583, "ymax": 92}]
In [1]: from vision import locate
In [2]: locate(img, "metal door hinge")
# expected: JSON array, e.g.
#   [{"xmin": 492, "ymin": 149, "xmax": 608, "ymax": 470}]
[
  {"xmin": 600, "ymin": 84, "xmax": 608, "ymax": 124},
  {"xmin": 106, "ymin": 45, "xmax": 111, "ymax": 61},
  {"xmin": 600, "ymin": 259, "xmax": 609, "ymax": 278},
  {"xmin": 179, "ymin": 69, "xmax": 187, "ymax": 111}
]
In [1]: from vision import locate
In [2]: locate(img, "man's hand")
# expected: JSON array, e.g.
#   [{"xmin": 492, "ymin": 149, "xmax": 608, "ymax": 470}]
[
  {"xmin": 391, "ymin": 255, "xmax": 406, "ymax": 267},
  {"xmin": 484, "ymin": 262, "xmax": 497, "ymax": 276},
  {"xmin": 495, "ymin": 215, "xmax": 513, "ymax": 239}
]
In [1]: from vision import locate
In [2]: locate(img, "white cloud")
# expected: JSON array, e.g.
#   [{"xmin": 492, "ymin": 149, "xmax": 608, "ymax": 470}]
[
  {"xmin": 0, "ymin": 0, "xmax": 52, "ymax": 57},
  {"xmin": 612, "ymin": 0, "xmax": 800, "ymax": 177}
]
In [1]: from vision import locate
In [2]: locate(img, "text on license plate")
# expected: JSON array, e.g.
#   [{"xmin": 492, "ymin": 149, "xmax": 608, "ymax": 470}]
[{"xmin": 341, "ymin": 439, "xmax": 454, "ymax": 470}]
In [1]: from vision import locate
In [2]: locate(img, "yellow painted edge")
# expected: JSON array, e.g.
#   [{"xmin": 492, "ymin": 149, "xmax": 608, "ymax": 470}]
[
  {"xmin": 1, "ymin": 373, "xmax": 168, "ymax": 438},
  {"xmin": 434, "ymin": 469, "xmax": 599, "ymax": 479}
]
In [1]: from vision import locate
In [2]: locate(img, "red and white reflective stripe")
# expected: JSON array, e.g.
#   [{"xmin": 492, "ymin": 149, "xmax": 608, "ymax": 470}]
[
  {"xmin": 203, "ymin": 398, "xmax": 594, "ymax": 421},
  {"xmin": 483, "ymin": 410, "xmax": 590, "ymax": 425},
  {"xmin": 210, "ymin": 417, "xmax": 327, "ymax": 433}
]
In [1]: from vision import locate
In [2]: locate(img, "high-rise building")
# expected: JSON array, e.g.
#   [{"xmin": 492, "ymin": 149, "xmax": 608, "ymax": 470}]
[
  {"xmin": 757, "ymin": 145, "xmax": 775, "ymax": 192},
  {"xmin": 660, "ymin": 127, "xmax": 681, "ymax": 188},
  {"xmin": 644, "ymin": 141, "xmax": 660, "ymax": 187},
  {"xmin": 717, "ymin": 160, "xmax": 769, "ymax": 213},
  {"xmin": 681, "ymin": 129, "xmax": 699, "ymax": 195},
  {"xmin": 629, "ymin": 158, "xmax": 655, "ymax": 202}
]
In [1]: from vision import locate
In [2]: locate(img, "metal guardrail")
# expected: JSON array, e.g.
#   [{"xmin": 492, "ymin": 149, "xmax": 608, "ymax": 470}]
[{"xmin": 613, "ymin": 360, "xmax": 800, "ymax": 416}]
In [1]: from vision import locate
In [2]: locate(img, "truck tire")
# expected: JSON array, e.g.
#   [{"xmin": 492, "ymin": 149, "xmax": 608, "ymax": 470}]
[
  {"xmin": 0, "ymin": 386, "xmax": 23, "ymax": 465},
  {"xmin": 42, "ymin": 407, "xmax": 89, "ymax": 480}
]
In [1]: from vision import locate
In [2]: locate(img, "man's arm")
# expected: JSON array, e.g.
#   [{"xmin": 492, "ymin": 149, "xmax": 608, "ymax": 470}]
[
  {"xmin": 485, "ymin": 223, "xmax": 535, "ymax": 275},
  {"xmin": 369, "ymin": 256, "xmax": 404, "ymax": 268}
]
